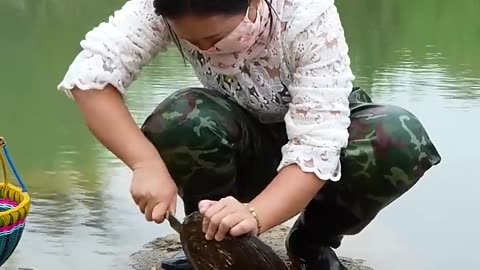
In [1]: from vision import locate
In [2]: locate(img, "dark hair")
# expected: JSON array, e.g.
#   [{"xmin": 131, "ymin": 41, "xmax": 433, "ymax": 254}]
[
  {"xmin": 153, "ymin": 0, "xmax": 250, "ymax": 18},
  {"xmin": 153, "ymin": 0, "xmax": 277, "ymax": 60}
]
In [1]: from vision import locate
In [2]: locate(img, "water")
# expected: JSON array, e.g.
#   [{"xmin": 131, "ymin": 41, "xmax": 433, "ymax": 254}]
[{"xmin": 0, "ymin": 0, "xmax": 478, "ymax": 269}]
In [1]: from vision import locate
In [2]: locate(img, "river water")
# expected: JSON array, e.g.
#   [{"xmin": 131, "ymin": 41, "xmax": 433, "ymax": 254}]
[{"xmin": 0, "ymin": 0, "xmax": 479, "ymax": 269}]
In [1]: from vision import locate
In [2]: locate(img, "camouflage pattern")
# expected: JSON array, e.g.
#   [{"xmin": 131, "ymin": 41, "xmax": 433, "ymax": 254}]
[
  {"xmin": 141, "ymin": 88, "xmax": 287, "ymax": 214},
  {"xmin": 141, "ymin": 87, "xmax": 441, "ymax": 247}
]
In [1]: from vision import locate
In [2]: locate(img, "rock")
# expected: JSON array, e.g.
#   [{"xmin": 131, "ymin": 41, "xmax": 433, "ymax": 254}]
[{"xmin": 128, "ymin": 225, "xmax": 373, "ymax": 270}]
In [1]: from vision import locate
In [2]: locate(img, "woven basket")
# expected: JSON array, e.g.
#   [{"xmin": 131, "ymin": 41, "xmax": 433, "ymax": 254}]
[{"xmin": 0, "ymin": 137, "xmax": 30, "ymax": 266}]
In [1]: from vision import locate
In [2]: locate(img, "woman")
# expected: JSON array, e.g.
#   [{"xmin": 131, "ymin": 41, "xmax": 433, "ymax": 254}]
[{"xmin": 58, "ymin": 0, "xmax": 441, "ymax": 269}]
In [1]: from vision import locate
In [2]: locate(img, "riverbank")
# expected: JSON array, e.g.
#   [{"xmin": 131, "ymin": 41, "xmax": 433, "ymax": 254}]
[{"xmin": 128, "ymin": 225, "xmax": 373, "ymax": 270}]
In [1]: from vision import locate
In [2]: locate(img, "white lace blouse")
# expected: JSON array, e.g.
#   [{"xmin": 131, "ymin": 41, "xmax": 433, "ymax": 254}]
[{"xmin": 57, "ymin": 0, "xmax": 355, "ymax": 182}]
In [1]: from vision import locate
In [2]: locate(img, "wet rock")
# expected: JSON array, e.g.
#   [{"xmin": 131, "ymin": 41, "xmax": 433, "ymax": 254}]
[{"xmin": 128, "ymin": 225, "xmax": 373, "ymax": 270}]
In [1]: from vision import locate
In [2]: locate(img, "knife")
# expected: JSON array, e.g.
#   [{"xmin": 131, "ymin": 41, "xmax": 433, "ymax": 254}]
[{"xmin": 166, "ymin": 211, "xmax": 182, "ymax": 234}]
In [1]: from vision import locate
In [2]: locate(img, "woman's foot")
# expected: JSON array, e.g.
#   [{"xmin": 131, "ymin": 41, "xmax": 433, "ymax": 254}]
[
  {"xmin": 286, "ymin": 226, "xmax": 347, "ymax": 270},
  {"xmin": 287, "ymin": 246, "xmax": 347, "ymax": 270},
  {"xmin": 160, "ymin": 251, "xmax": 193, "ymax": 270}
]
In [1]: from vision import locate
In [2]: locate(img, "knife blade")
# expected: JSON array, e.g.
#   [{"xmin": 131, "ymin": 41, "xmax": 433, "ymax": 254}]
[{"xmin": 166, "ymin": 212, "xmax": 182, "ymax": 234}]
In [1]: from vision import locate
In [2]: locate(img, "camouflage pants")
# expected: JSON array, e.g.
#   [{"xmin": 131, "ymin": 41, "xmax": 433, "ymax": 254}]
[{"xmin": 141, "ymin": 87, "xmax": 441, "ymax": 246}]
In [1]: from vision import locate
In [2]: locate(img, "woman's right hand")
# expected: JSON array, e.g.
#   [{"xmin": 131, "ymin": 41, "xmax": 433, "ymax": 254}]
[
  {"xmin": 71, "ymin": 86, "xmax": 177, "ymax": 223},
  {"xmin": 130, "ymin": 159, "xmax": 178, "ymax": 224}
]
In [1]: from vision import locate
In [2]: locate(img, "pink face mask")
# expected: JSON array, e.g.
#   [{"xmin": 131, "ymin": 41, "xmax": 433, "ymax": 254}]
[{"xmin": 184, "ymin": 1, "xmax": 271, "ymax": 75}]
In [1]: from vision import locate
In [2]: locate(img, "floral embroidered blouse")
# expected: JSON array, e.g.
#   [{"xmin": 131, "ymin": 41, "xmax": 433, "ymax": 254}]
[{"xmin": 57, "ymin": 0, "xmax": 355, "ymax": 182}]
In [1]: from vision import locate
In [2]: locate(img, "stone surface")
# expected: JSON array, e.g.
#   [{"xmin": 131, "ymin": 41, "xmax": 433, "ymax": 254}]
[{"xmin": 128, "ymin": 225, "xmax": 373, "ymax": 270}]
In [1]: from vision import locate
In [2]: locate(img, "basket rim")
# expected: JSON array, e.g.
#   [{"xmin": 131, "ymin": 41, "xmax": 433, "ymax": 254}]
[
  {"xmin": 0, "ymin": 183, "xmax": 30, "ymax": 218},
  {"xmin": 0, "ymin": 219, "xmax": 26, "ymax": 236}
]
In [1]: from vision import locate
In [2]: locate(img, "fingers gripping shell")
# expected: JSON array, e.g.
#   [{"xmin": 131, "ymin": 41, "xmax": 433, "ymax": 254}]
[{"xmin": 180, "ymin": 211, "xmax": 289, "ymax": 270}]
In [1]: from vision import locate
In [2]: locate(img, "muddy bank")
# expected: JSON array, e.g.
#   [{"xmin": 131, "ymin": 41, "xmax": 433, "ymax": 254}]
[{"xmin": 128, "ymin": 225, "xmax": 373, "ymax": 270}]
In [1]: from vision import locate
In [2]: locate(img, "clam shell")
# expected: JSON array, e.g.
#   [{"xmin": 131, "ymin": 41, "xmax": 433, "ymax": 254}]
[{"xmin": 180, "ymin": 211, "xmax": 289, "ymax": 270}]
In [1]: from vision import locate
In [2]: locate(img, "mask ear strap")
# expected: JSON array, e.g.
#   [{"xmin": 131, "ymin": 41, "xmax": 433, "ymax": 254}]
[{"xmin": 162, "ymin": 18, "xmax": 189, "ymax": 62}]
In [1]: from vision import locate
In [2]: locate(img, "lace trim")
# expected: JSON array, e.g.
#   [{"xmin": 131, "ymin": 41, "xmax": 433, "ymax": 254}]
[{"xmin": 278, "ymin": 143, "xmax": 342, "ymax": 181}]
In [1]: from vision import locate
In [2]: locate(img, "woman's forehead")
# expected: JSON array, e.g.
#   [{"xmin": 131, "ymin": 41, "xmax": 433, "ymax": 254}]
[{"xmin": 166, "ymin": 14, "xmax": 244, "ymax": 40}]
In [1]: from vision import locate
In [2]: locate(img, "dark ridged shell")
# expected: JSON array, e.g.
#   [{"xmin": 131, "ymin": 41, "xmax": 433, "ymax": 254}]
[{"xmin": 180, "ymin": 211, "xmax": 289, "ymax": 270}]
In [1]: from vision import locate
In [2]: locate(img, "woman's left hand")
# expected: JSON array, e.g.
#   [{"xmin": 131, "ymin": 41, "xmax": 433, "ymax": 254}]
[{"xmin": 198, "ymin": 196, "xmax": 259, "ymax": 241}]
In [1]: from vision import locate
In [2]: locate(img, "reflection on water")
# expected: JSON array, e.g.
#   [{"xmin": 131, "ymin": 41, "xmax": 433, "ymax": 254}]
[
  {"xmin": 0, "ymin": 0, "xmax": 479, "ymax": 269},
  {"xmin": 127, "ymin": 51, "xmax": 203, "ymax": 124},
  {"xmin": 371, "ymin": 50, "xmax": 480, "ymax": 102}
]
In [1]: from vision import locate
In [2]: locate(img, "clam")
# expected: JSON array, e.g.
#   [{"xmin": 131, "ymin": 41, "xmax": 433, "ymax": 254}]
[{"xmin": 168, "ymin": 211, "xmax": 289, "ymax": 270}]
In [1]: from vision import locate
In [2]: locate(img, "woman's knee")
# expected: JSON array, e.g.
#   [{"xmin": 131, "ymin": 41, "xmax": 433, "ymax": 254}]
[
  {"xmin": 316, "ymin": 104, "xmax": 443, "ymax": 234},
  {"xmin": 140, "ymin": 88, "xmax": 241, "ymax": 189},
  {"xmin": 347, "ymin": 104, "xmax": 441, "ymax": 189},
  {"xmin": 141, "ymin": 87, "xmax": 238, "ymax": 150}
]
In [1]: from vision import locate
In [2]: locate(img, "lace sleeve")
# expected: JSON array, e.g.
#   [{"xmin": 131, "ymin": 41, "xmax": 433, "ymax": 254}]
[
  {"xmin": 57, "ymin": 0, "xmax": 171, "ymax": 97},
  {"xmin": 278, "ymin": 3, "xmax": 355, "ymax": 181}
]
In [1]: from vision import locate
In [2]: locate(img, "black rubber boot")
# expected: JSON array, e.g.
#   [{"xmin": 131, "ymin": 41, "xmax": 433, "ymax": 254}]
[
  {"xmin": 285, "ymin": 218, "xmax": 347, "ymax": 270},
  {"xmin": 160, "ymin": 250, "xmax": 193, "ymax": 270}
]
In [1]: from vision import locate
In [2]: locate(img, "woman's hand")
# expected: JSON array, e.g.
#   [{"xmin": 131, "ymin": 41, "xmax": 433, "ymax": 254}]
[
  {"xmin": 199, "ymin": 196, "xmax": 259, "ymax": 241},
  {"xmin": 130, "ymin": 159, "xmax": 178, "ymax": 224},
  {"xmin": 72, "ymin": 87, "xmax": 178, "ymax": 224}
]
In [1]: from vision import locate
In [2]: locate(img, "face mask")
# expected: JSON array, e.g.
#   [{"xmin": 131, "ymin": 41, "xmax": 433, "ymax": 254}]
[{"xmin": 184, "ymin": 1, "xmax": 271, "ymax": 75}]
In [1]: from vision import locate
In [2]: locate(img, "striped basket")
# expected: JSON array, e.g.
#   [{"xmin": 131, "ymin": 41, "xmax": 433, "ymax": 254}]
[{"xmin": 0, "ymin": 137, "xmax": 30, "ymax": 266}]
